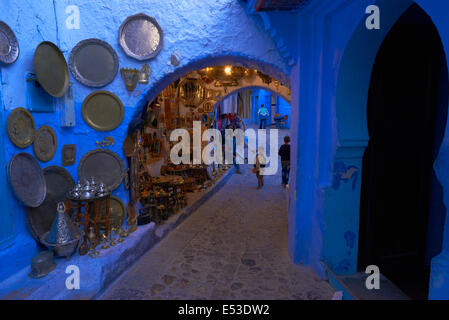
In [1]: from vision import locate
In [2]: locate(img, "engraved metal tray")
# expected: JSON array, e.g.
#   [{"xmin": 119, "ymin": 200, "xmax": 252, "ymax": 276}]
[
  {"xmin": 81, "ymin": 90, "xmax": 124, "ymax": 131},
  {"xmin": 93, "ymin": 195, "xmax": 126, "ymax": 230},
  {"xmin": 33, "ymin": 125, "xmax": 57, "ymax": 162},
  {"xmin": 0, "ymin": 20, "xmax": 19, "ymax": 64},
  {"xmin": 78, "ymin": 149, "xmax": 124, "ymax": 191},
  {"xmin": 8, "ymin": 153, "xmax": 46, "ymax": 207},
  {"xmin": 119, "ymin": 13, "xmax": 163, "ymax": 61},
  {"xmin": 33, "ymin": 41, "xmax": 70, "ymax": 98},
  {"xmin": 26, "ymin": 166, "xmax": 75, "ymax": 245},
  {"xmin": 7, "ymin": 107, "xmax": 35, "ymax": 148},
  {"xmin": 69, "ymin": 38, "xmax": 119, "ymax": 87}
]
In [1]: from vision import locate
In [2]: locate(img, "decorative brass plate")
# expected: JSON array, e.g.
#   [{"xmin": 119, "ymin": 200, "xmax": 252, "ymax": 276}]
[
  {"xmin": 33, "ymin": 41, "xmax": 70, "ymax": 98},
  {"xmin": 82, "ymin": 90, "xmax": 124, "ymax": 131},
  {"xmin": 119, "ymin": 13, "xmax": 163, "ymax": 61},
  {"xmin": 0, "ymin": 21, "xmax": 19, "ymax": 64},
  {"xmin": 69, "ymin": 38, "xmax": 119, "ymax": 87},
  {"xmin": 95, "ymin": 195, "xmax": 126, "ymax": 230},
  {"xmin": 26, "ymin": 166, "xmax": 74, "ymax": 245},
  {"xmin": 33, "ymin": 125, "xmax": 57, "ymax": 162},
  {"xmin": 7, "ymin": 152, "xmax": 46, "ymax": 207},
  {"xmin": 7, "ymin": 107, "xmax": 35, "ymax": 148},
  {"xmin": 62, "ymin": 144, "xmax": 76, "ymax": 166},
  {"xmin": 78, "ymin": 149, "xmax": 124, "ymax": 191}
]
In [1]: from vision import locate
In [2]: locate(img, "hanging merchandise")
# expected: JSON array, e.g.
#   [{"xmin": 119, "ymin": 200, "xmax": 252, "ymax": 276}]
[
  {"xmin": 62, "ymin": 144, "xmax": 76, "ymax": 166},
  {"xmin": 82, "ymin": 90, "xmax": 124, "ymax": 131},
  {"xmin": 138, "ymin": 63, "xmax": 152, "ymax": 84},
  {"xmin": 78, "ymin": 149, "xmax": 125, "ymax": 192},
  {"xmin": 27, "ymin": 166, "xmax": 75, "ymax": 245},
  {"xmin": 33, "ymin": 125, "xmax": 57, "ymax": 162},
  {"xmin": 69, "ymin": 38, "xmax": 119, "ymax": 87},
  {"xmin": 120, "ymin": 67, "xmax": 140, "ymax": 96},
  {"xmin": 33, "ymin": 41, "xmax": 70, "ymax": 98},
  {"xmin": 7, "ymin": 152, "xmax": 46, "ymax": 208},
  {"xmin": 119, "ymin": 13, "xmax": 163, "ymax": 61},
  {"xmin": 7, "ymin": 107, "xmax": 36, "ymax": 148},
  {"xmin": 0, "ymin": 20, "xmax": 19, "ymax": 65}
]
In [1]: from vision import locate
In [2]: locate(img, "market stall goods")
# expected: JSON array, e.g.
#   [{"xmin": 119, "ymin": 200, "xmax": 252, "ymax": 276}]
[
  {"xmin": 81, "ymin": 90, "xmax": 124, "ymax": 132},
  {"xmin": 0, "ymin": 20, "xmax": 19, "ymax": 65},
  {"xmin": 7, "ymin": 152, "xmax": 46, "ymax": 208},
  {"xmin": 69, "ymin": 38, "xmax": 119, "ymax": 88},
  {"xmin": 33, "ymin": 125, "xmax": 57, "ymax": 162},
  {"xmin": 33, "ymin": 41, "xmax": 70, "ymax": 98},
  {"xmin": 7, "ymin": 107, "xmax": 35, "ymax": 148}
]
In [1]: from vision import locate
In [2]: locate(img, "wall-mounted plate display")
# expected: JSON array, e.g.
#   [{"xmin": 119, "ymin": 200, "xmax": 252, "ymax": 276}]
[
  {"xmin": 33, "ymin": 41, "xmax": 70, "ymax": 98},
  {"xmin": 82, "ymin": 90, "xmax": 124, "ymax": 131},
  {"xmin": 7, "ymin": 152, "xmax": 46, "ymax": 207},
  {"xmin": 7, "ymin": 107, "xmax": 35, "ymax": 148},
  {"xmin": 26, "ymin": 166, "xmax": 74, "ymax": 245},
  {"xmin": 33, "ymin": 125, "xmax": 57, "ymax": 162},
  {"xmin": 69, "ymin": 38, "xmax": 119, "ymax": 87},
  {"xmin": 62, "ymin": 144, "xmax": 76, "ymax": 166},
  {"xmin": 95, "ymin": 195, "xmax": 126, "ymax": 230},
  {"xmin": 119, "ymin": 13, "xmax": 163, "ymax": 61},
  {"xmin": 0, "ymin": 21, "xmax": 19, "ymax": 64},
  {"xmin": 78, "ymin": 149, "xmax": 124, "ymax": 191}
]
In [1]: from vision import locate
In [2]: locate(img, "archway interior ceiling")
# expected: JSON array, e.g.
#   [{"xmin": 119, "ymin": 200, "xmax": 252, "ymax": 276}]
[{"xmin": 138, "ymin": 65, "xmax": 291, "ymax": 126}]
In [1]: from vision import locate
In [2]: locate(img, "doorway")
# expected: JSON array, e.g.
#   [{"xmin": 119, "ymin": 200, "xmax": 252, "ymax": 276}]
[{"xmin": 358, "ymin": 4, "xmax": 449, "ymax": 300}]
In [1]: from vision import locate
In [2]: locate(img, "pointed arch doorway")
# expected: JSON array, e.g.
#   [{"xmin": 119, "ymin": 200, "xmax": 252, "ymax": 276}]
[{"xmin": 358, "ymin": 4, "xmax": 449, "ymax": 299}]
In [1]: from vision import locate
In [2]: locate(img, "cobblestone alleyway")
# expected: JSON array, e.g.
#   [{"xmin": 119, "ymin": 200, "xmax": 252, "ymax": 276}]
[{"xmin": 99, "ymin": 129, "xmax": 335, "ymax": 300}]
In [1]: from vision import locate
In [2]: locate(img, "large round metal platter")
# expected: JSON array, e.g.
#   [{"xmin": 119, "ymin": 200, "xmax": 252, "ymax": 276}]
[
  {"xmin": 94, "ymin": 195, "xmax": 126, "ymax": 230},
  {"xmin": 33, "ymin": 125, "xmax": 57, "ymax": 162},
  {"xmin": 7, "ymin": 107, "xmax": 35, "ymax": 148},
  {"xmin": 33, "ymin": 41, "xmax": 70, "ymax": 98},
  {"xmin": 69, "ymin": 38, "xmax": 119, "ymax": 87},
  {"xmin": 43, "ymin": 166, "xmax": 74, "ymax": 202},
  {"xmin": 81, "ymin": 90, "xmax": 124, "ymax": 131},
  {"xmin": 7, "ymin": 152, "xmax": 46, "ymax": 207},
  {"xmin": 119, "ymin": 13, "xmax": 163, "ymax": 61},
  {"xmin": 0, "ymin": 21, "xmax": 19, "ymax": 64},
  {"xmin": 78, "ymin": 149, "xmax": 124, "ymax": 191},
  {"xmin": 26, "ymin": 166, "xmax": 74, "ymax": 245}
]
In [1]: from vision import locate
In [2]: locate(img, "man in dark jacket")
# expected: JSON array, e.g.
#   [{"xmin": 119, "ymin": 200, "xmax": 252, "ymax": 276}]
[{"xmin": 278, "ymin": 136, "xmax": 291, "ymax": 188}]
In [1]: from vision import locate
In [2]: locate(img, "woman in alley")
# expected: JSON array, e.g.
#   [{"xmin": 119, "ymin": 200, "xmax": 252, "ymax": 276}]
[
  {"xmin": 254, "ymin": 147, "xmax": 267, "ymax": 189},
  {"xmin": 258, "ymin": 104, "xmax": 269, "ymax": 129}
]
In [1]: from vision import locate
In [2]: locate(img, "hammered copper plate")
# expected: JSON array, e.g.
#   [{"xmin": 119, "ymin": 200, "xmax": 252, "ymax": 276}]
[
  {"xmin": 7, "ymin": 152, "xmax": 46, "ymax": 207},
  {"xmin": 82, "ymin": 90, "xmax": 124, "ymax": 131},
  {"xmin": 7, "ymin": 107, "xmax": 35, "ymax": 148},
  {"xmin": 0, "ymin": 20, "xmax": 19, "ymax": 64},
  {"xmin": 78, "ymin": 149, "xmax": 124, "ymax": 191},
  {"xmin": 119, "ymin": 13, "xmax": 163, "ymax": 61},
  {"xmin": 69, "ymin": 38, "xmax": 119, "ymax": 87},
  {"xmin": 26, "ymin": 166, "xmax": 74, "ymax": 244},
  {"xmin": 94, "ymin": 195, "xmax": 126, "ymax": 230},
  {"xmin": 33, "ymin": 125, "xmax": 57, "ymax": 162},
  {"xmin": 33, "ymin": 41, "xmax": 70, "ymax": 98}
]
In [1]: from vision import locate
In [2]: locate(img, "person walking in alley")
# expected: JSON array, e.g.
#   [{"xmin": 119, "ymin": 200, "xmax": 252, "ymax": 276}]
[
  {"xmin": 258, "ymin": 104, "xmax": 269, "ymax": 129},
  {"xmin": 279, "ymin": 136, "xmax": 291, "ymax": 188},
  {"xmin": 253, "ymin": 147, "xmax": 267, "ymax": 189}
]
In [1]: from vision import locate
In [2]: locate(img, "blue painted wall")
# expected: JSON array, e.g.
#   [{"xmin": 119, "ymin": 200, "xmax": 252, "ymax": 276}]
[{"xmin": 0, "ymin": 0, "xmax": 290, "ymax": 283}]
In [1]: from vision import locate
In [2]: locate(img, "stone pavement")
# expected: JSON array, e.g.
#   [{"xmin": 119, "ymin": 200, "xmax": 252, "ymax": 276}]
[{"xmin": 99, "ymin": 129, "xmax": 335, "ymax": 300}]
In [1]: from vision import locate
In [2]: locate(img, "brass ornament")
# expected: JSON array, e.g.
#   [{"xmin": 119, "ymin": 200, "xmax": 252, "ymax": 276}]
[
  {"xmin": 138, "ymin": 63, "xmax": 152, "ymax": 84},
  {"xmin": 120, "ymin": 67, "xmax": 139, "ymax": 96}
]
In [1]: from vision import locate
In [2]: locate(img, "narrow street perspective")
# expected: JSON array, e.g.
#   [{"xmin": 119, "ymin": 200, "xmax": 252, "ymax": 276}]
[{"xmin": 99, "ymin": 130, "xmax": 334, "ymax": 300}]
